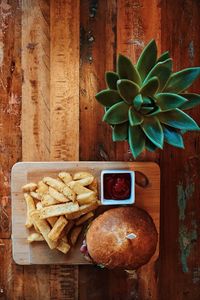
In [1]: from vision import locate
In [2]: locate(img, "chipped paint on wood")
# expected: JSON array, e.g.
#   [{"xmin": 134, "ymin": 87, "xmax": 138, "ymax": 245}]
[
  {"xmin": 179, "ymin": 222, "xmax": 197, "ymax": 273},
  {"xmin": 177, "ymin": 181, "xmax": 194, "ymax": 221}
]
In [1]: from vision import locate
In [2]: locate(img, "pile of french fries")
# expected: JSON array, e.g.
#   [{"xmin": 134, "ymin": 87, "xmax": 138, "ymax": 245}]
[{"xmin": 22, "ymin": 171, "xmax": 99, "ymax": 254}]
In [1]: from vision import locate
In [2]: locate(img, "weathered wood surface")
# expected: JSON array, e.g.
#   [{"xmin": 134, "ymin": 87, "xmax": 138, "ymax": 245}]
[{"xmin": 0, "ymin": 0, "xmax": 200, "ymax": 299}]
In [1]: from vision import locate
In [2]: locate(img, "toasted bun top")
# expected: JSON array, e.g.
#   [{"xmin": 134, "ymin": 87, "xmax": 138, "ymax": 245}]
[{"xmin": 86, "ymin": 206, "xmax": 158, "ymax": 269}]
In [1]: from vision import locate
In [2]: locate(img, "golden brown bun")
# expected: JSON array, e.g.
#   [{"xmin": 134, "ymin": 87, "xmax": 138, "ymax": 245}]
[{"xmin": 86, "ymin": 206, "xmax": 158, "ymax": 269}]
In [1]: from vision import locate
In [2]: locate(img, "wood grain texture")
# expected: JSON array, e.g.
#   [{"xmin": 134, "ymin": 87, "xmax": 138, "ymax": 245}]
[
  {"xmin": 50, "ymin": 0, "xmax": 79, "ymax": 161},
  {"xmin": 21, "ymin": 0, "xmax": 50, "ymax": 161},
  {"xmin": 159, "ymin": 1, "xmax": 200, "ymax": 299}
]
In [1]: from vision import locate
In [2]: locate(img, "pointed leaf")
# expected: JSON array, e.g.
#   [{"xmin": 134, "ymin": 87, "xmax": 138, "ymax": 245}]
[
  {"xmin": 144, "ymin": 58, "xmax": 173, "ymax": 91},
  {"xmin": 145, "ymin": 139, "xmax": 158, "ymax": 152},
  {"xmin": 137, "ymin": 40, "xmax": 157, "ymax": 81},
  {"xmin": 155, "ymin": 93, "xmax": 187, "ymax": 111},
  {"xmin": 147, "ymin": 106, "xmax": 161, "ymax": 116},
  {"xmin": 142, "ymin": 97, "xmax": 153, "ymax": 106},
  {"xmin": 141, "ymin": 76, "xmax": 159, "ymax": 96},
  {"xmin": 140, "ymin": 107, "xmax": 154, "ymax": 115},
  {"xmin": 117, "ymin": 54, "xmax": 141, "ymax": 84},
  {"xmin": 128, "ymin": 126, "xmax": 145, "ymax": 158},
  {"xmin": 95, "ymin": 89, "xmax": 121, "ymax": 107},
  {"xmin": 103, "ymin": 101, "xmax": 129, "ymax": 124},
  {"xmin": 164, "ymin": 67, "xmax": 200, "ymax": 93},
  {"xmin": 128, "ymin": 107, "xmax": 143, "ymax": 126},
  {"xmin": 117, "ymin": 79, "xmax": 139, "ymax": 104},
  {"xmin": 163, "ymin": 126, "xmax": 184, "ymax": 149},
  {"xmin": 112, "ymin": 122, "xmax": 128, "ymax": 141},
  {"xmin": 133, "ymin": 94, "xmax": 143, "ymax": 111},
  {"xmin": 157, "ymin": 51, "xmax": 170, "ymax": 63},
  {"xmin": 105, "ymin": 71, "xmax": 119, "ymax": 90},
  {"xmin": 158, "ymin": 108, "xmax": 200, "ymax": 130},
  {"xmin": 141, "ymin": 117, "xmax": 164, "ymax": 148},
  {"xmin": 179, "ymin": 93, "xmax": 200, "ymax": 110}
]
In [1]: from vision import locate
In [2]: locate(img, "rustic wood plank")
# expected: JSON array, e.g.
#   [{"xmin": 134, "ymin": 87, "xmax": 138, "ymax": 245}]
[
  {"xmin": 50, "ymin": 0, "xmax": 79, "ymax": 161},
  {"xmin": 21, "ymin": 0, "xmax": 50, "ymax": 161},
  {"xmin": 160, "ymin": 1, "xmax": 200, "ymax": 299}
]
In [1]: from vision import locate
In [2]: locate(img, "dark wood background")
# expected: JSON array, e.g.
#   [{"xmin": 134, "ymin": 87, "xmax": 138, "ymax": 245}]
[{"xmin": 0, "ymin": 0, "xmax": 200, "ymax": 299}]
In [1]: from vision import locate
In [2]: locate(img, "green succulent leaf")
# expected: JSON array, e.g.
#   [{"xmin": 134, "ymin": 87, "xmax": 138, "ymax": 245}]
[
  {"xmin": 163, "ymin": 126, "xmax": 184, "ymax": 149},
  {"xmin": 133, "ymin": 94, "xmax": 143, "ymax": 111},
  {"xmin": 136, "ymin": 40, "xmax": 157, "ymax": 81},
  {"xmin": 128, "ymin": 126, "xmax": 145, "ymax": 158},
  {"xmin": 105, "ymin": 72, "xmax": 119, "ymax": 90},
  {"xmin": 142, "ymin": 97, "xmax": 153, "ymax": 106},
  {"xmin": 155, "ymin": 93, "xmax": 187, "ymax": 111},
  {"xmin": 147, "ymin": 106, "xmax": 161, "ymax": 116},
  {"xmin": 117, "ymin": 54, "xmax": 141, "ymax": 85},
  {"xmin": 112, "ymin": 122, "xmax": 128, "ymax": 141},
  {"xmin": 179, "ymin": 93, "xmax": 200, "ymax": 110},
  {"xmin": 157, "ymin": 51, "xmax": 170, "ymax": 63},
  {"xmin": 128, "ymin": 107, "xmax": 144, "ymax": 126},
  {"xmin": 145, "ymin": 139, "xmax": 158, "ymax": 152},
  {"xmin": 140, "ymin": 77, "xmax": 159, "ymax": 96},
  {"xmin": 144, "ymin": 58, "xmax": 173, "ymax": 91},
  {"xmin": 140, "ymin": 107, "xmax": 154, "ymax": 115},
  {"xmin": 141, "ymin": 117, "xmax": 164, "ymax": 148},
  {"xmin": 103, "ymin": 101, "xmax": 129, "ymax": 124},
  {"xmin": 117, "ymin": 79, "xmax": 140, "ymax": 104},
  {"xmin": 158, "ymin": 108, "xmax": 200, "ymax": 130},
  {"xmin": 164, "ymin": 67, "xmax": 200, "ymax": 93},
  {"xmin": 95, "ymin": 89, "xmax": 121, "ymax": 107}
]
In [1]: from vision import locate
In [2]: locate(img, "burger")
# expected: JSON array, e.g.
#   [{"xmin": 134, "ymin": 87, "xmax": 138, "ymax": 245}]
[{"xmin": 80, "ymin": 206, "xmax": 158, "ymax": 269}]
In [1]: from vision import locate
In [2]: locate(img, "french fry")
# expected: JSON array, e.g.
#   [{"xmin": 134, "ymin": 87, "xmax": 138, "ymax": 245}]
[
  {"xmin": 88, "ymin": 178, "xmax": 98, "ymax": 194},
  {"xmin": 37, "ymin": 181, "xmax": 48, "ymax": 195},
  {"xmin": 73, "ymin": 172, "xmax": 93, "ymax": 180},
  {"xmin": 75, "ymin": 177, "xmax": 94, "ymax": 186},
  {"xmin": 48, "ymin": 186, "xmax": 69, "ymax": 203},
  {"xmin": 67, "ymin": 181, "xmax": 92, "ymax": 195},
  {"xmin": 66, "ymin": 201, "xmax": 99, "ymax": 220},
  {"xmin": 24, "ymin": 193, "xmax": 36, "ymax": 228},
  {"xmin": 57, "ymin": 240, "xmax": 70, "ymax": 254},
  {"xmin": 48, "ymin": 216, "xmax": 68, "ymax": 242},
  {"xmin": 75, "ymin": 212, "xmax": 94, "ymax": 226},
  {"xmin": 30, "ymin": 210, "xmax": 57, "ymax": 249},
  {"xmin": 47, "ymin": 216, "xmax": 58, "ymax": 227},
  {"xmin": 62, "ymin": 186, "xmax": 76, "ymax": 202},
  {"xmin": 27, "ymin": 232, "xmax": 44, "ymax": 242},
  {"xmin": 41, "ymin": 193, "xmax": 60, "ymax": 206},
  {"xmin": 36, "ymin": 202, "xmax": 43, "ymax": 210},
  {"xmin": 76, "ymin": 191, "xmax": 96, "ymax": 205},
  {"xmin": 58, "ymin": 172, "xmax": 72, "ymax": 184},
  {"xmin": 65, "ymin": 220, "xmax": 75, "ymax": 235},
  {"xmin": 22, "ymin": 183, "xmax": 37, "ymax": 192},
  {"xmin": 43, "ymin": 177, "xmax": 66, "ymax": 192},
  {"xmin": 70, "ymin": 226, "xmax": 83, "ymax": 245},
  {"xmin": 30, "ymin": 191, "xmax": 42, "ymax": 201},
  {"xmin": 40, "ymin": 202, "xmax": 79, "ymax": 219}
]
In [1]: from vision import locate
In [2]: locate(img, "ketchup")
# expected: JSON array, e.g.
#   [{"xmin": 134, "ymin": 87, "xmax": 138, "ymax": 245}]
[{"xmin": 103, "ymin": 173, "xmax": 131, "ymax": 200}]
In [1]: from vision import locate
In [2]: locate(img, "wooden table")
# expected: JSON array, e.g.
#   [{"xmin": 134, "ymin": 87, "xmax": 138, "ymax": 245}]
[{"xmin": 0, "ymin": 1, "xmax": 200, "ymax": 299}]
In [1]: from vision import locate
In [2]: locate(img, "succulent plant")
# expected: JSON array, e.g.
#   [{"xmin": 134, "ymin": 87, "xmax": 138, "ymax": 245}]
[{"xmin": 95, "ymin": 40, "xmax": 200, "ymax": 158}]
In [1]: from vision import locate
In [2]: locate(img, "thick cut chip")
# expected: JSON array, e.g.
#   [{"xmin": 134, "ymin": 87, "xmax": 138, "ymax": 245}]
[
  {"xmin": 40, "ymin": 202, "xmax": 79, "ymax": 219},
  {"xmin": 70, "ymin": 226, "xmax": 83, "ymax": 245},
  {"xmin": 27, "ymin": 232, "xmax": 44, "ymax": 242},
  {"xmin": 67, "ymin": 181, "xmax": 92, "ymax": 195},
  {"xmin": 65, "ymin": 220, "xmax": 75, "ymax": 235},
  {"xmin": 57, "ymin": 240, "xmax": 70, "ymax": 254},
  {"xmin": 48, "ymin": 216, "xmax": 68, "ymax": 242},
  {"xmin": 88, "ymin": 178, "xmax": 98, "ymax": 194},
  {"xmin": 58, "ymin": 172, "xmax": 72, "ymax": 185},
  {"xmin": 36, "ymin": 202, "xmax": 43, "ymax": 210},
  {"xmin": 37, "ymin": 181, "xmax": 48, "ymax": 195},
  {"xmin": 73, "ymin": 172, "xmax": 93, "ymax": 180},
  {"xmin": 48, "ymin": 186, "xmax": 69, "ymax": 203},
  {"xmin": 47, "ymin": 216, "xmax": 58, "ymax": 227},
  {"xmin": 43, "ymin": 177, "xmax": 66, "ymax": 193},
  {"xmin": 75, "ymin": 212, "xmax": 94, "ymax": 226},
  {"xmin": 76, "ymin": 191, "xmax": 96, "ymax": 205},
  {"xmin": 22, "ymin": 183, "xmax": 37, "ymax": 192},
  {"xmin": 41, "ymin": 193, "xmax": 60, "ymax": 206},
  {"xmin": 66, "ymin": 201, "xmax": 99, "ymax": 220},
  {"xmin": 24, "ymin": 193, "xmax": 36, "ymax": 228},
  {"xmin": 74, "ymin": 177, "xmax": 94, "ymax": 186},
  {"xmin": 30, "ymin": 210, "xmax": 57, "ymax": 249},
  {"xmin": 62, "ymin": 186, "xmax": 76, "ymax": 202},
  {"xmin": 30, "ymin": 192, "xmax": 42, "ymax": 201}
]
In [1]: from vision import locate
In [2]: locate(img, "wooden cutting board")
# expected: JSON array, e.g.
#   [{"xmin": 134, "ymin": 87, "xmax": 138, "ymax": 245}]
[{"xmin": 11, "ymin": 161, "xmax": 160, "ymax": 265}]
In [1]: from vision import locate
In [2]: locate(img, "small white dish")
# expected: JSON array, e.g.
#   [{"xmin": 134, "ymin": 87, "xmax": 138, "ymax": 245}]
[{"xmin": 101, "ymin": 170, "xmax": 135, "ymax": 205}]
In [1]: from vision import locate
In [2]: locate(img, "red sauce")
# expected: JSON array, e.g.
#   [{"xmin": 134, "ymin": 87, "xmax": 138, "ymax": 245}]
[{"xmin": 103, "ymin": 173, "xmax": 131, "ymax": 200}]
